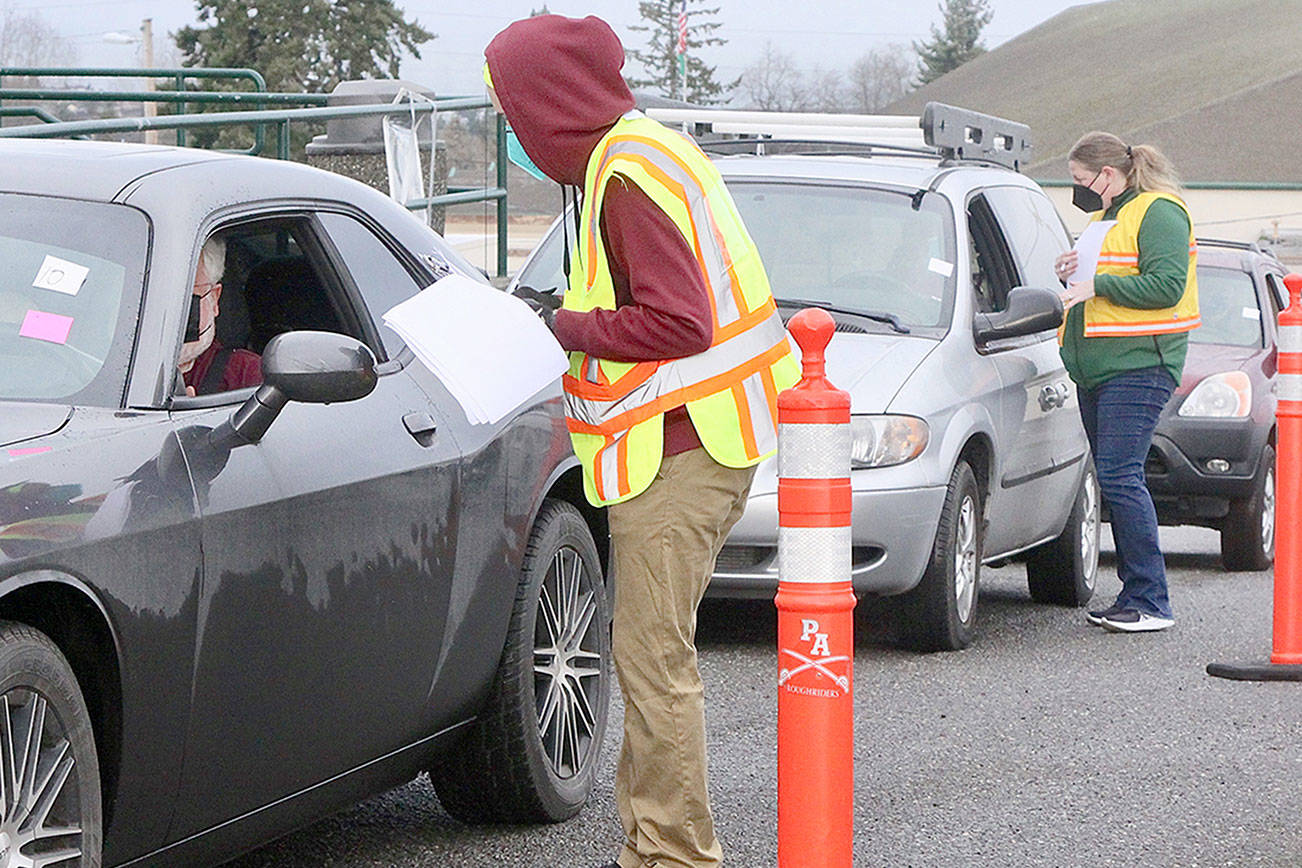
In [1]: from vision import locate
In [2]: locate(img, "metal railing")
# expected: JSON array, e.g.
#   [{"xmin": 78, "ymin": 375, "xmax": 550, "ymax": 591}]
[{"xmin": 0, "ymin": 73, "xmax": 510, "ymax": 277}]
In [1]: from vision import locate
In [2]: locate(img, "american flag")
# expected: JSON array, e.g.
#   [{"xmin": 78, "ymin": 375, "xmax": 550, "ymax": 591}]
[{"xmin": 676, "ymin": 0, "xmax": 687, "ymax": 55}]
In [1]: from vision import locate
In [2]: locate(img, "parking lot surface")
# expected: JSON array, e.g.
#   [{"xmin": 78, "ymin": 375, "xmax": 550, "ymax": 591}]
[{"xmin": 230, "ymin": 526, "xmax": 1301, "ymax": 867}]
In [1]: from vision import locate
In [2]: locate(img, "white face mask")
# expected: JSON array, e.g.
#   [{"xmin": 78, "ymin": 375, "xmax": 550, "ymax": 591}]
[{"xmin": 177, "ymin": 287, "xmax": 219, "ymax": 372}]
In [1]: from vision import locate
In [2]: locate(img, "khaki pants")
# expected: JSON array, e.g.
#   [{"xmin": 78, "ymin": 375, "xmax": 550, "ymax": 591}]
[{"xmin": 610, "ymin": 448, "xmax": 755, "ymax": 868}]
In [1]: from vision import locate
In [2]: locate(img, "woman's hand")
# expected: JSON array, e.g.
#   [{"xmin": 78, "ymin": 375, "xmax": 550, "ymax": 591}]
[
  {"xmin": 1060, "ymin": 278, "xmax": 1095, "ymax": 310},
  {"xmin": 1054, "ymin": 250, "xmax": 1079, "ymax": 284}
]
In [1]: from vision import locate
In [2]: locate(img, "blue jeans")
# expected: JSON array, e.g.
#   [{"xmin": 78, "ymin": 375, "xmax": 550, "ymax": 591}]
[{"xmin": 1077, "ymin": 366, "xmax": 1177, "ymax": 619}]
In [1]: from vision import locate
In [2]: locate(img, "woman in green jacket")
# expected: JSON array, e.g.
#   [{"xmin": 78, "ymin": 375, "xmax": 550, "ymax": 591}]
[{"xmin": 1055, "ymin": 132, "xmax": 1199, "ymax": 633}]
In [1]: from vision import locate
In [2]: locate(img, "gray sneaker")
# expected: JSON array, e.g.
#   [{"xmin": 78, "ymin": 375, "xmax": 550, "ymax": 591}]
[
  {"xmin": 1100, "ymin": 609, "xmax": 1174, "ymax": 633},
  {"xmin": 1085, "ymin": 603, "xmax": 1125, "ymax": 626}
]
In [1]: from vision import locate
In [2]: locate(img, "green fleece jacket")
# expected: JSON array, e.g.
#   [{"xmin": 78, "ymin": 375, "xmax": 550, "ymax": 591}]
[{"xmin": 1061, "ymin": 187, "xmax": 1192, "ymax": 391}]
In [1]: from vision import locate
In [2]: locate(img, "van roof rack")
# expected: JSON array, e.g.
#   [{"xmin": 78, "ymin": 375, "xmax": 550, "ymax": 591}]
[{"xmin": 644, "ymin": 101, "xmax": 1032, "ymax": 172}]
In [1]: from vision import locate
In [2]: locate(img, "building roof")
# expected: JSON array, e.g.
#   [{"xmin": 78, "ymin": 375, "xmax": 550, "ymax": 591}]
[{"xmin": 887, "ymin": 0, "xmax": 1302, "ymax": 184}]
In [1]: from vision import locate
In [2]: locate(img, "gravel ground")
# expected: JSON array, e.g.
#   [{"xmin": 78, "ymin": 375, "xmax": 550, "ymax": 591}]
[{"xmin": 228, "ymin": 526, "xmax": 1302, "ymax": 867}]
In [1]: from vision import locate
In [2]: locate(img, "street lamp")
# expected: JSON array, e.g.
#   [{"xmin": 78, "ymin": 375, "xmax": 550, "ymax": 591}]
[{"xmin": 102, "ymin": 19, "xmax": 157, "ymax": 143}]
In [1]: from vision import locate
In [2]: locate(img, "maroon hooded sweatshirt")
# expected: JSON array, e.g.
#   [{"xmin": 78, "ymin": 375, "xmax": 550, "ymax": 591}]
[{"xmin": 485, "ymin": 14, "xmax": 713, "ymax": 455}]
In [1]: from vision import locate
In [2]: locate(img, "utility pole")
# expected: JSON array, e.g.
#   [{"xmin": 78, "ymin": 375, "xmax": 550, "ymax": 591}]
[{"xmin": 142, "ymin": 18, "xmax": 158, "ymax": 144}]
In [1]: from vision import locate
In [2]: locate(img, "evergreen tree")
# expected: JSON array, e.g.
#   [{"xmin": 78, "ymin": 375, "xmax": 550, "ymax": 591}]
[
  {"xmin": 627, "ymin": 0, "xmax": 737, "ymax": 105},
  {"xmin": 176, "ymin": 0, "xmax": 434, "ymax": 94},
  {"xmin": 913, "ymin": 0, "xmax": 993, "ymax": 86}
]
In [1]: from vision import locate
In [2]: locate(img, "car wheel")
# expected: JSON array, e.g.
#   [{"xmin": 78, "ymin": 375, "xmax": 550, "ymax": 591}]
[
  {"xmin": 1025, "ymin": 461, "xmax": 1100, "ymax": 605},
  {"xmin": 1221, "ymin": 444, "xmax": 1275, "ymax": 571},
  {"xmin": 0, "ymin": 621, "xmax": 102, "ymax": 867},
  {"xmin": 430, "ymin": 499, "xmax": 610, "ymax": 823},
  {"xmin": 898, "ymin": 461, "xmax": 982, "ymax": 652}
]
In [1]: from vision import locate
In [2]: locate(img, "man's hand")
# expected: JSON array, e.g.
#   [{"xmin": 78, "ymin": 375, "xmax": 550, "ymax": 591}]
[{"xmin": 514, "ymin": 285, "xmax": 562, "ymax": 330}]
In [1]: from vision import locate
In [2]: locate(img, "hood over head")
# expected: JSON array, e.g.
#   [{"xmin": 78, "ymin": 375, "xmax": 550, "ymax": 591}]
[{"xmin": 485, "ymin": 15, "xmax": 636, "ymax": 186}]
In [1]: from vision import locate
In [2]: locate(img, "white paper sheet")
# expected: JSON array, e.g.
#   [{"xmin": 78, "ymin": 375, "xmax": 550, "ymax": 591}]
[
  {"xmin": 1070, "ymin": 220, "xmax": 1117, "ymax": 283},
  {"xmin": 382, "ymin": 274, "xmax": 569, "ymax": 425},
  {"xmin": 33, "ymin": 254, "xmax": 90, "ymax": 296}
]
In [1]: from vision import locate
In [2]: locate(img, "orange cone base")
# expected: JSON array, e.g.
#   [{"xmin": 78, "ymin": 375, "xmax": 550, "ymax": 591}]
[{"xmin": 1206, "ymin": 661, "xmax": 1302, "ymax": 682}]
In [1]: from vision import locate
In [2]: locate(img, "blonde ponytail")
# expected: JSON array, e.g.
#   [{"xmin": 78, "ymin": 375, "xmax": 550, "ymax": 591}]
[{"xmin": 1069, "ymin": 132, "xmax": 1182, "ymax": 196}]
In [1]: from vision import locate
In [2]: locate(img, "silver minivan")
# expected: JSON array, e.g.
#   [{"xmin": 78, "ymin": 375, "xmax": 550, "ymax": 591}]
[{"xmin": 511, "ymin": 105, "xmax": 1099, "ymax": 651}]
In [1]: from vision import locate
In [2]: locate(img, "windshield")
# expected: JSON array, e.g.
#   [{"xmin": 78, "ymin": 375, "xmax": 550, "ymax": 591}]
[
  {"xmin": 729, "ymin": 182, "xmax": 957, "ymax": 331},
  {"xmin": 0, "ymin": 194, "xmax": 148, "ymax": 404},
  {"xmin": 1192, "ymin": 265, "xmax": 1264, "ymax": 348}
]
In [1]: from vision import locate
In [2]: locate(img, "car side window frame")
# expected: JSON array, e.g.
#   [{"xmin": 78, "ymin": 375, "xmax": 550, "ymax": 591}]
[
  {"xmin": 170, "ymin": 212, "xmax": 383, "ymax": 408},
  {"xmin": 965, "ymin": 192, "xmax": 1020, "ymax": 314}
]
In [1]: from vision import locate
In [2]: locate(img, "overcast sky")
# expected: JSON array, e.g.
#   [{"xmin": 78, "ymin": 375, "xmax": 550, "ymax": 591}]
[{"xmin": 16, "ymin": 0, "xmax": 1106, "ymax": 96}]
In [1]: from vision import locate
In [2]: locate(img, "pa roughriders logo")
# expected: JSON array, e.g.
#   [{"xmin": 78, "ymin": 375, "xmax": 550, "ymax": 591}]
[{"xmin": 779, "ymin": 618, "xmax": 850, "ymax": 697}]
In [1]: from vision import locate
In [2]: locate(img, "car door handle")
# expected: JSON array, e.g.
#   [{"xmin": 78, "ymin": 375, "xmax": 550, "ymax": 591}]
[
  {"xmin": 1038, "ymin": 385, "xmax": 1060, "ymax": 411},
  {"xmin": 403, "ymin": 412, "xmax": 438, "ymax": 447}
]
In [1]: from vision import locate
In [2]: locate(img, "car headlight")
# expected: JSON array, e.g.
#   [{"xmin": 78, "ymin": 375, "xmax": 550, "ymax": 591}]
[
  {"xmin": 849, "ymin": 415, "xmax": 929, "ymax": 468},
  {"xmin": 1178, "ymin": 371, "xmax": 1251, "ymax": 417}
]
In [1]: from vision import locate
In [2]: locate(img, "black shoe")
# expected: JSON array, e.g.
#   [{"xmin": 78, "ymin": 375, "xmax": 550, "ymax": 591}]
[
  {"xmin": 1101, "ymin": 609, "xmax": 1174, "ymax": 633},
  {"xmin": 1085, "ymin": 603, "xmax": 1125, "ymax": 626}
]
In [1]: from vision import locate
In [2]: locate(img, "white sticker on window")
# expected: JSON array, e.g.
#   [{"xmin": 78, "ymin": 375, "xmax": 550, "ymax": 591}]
[
  {"xmin": 33, "ymin": 255, "xmax": 90, "ymax": 296},
  {"xmin": 928, "ymin": 258, "xmax": 955, "ymax": 278},
  {"xmin": 1242, "ymin": 306, "xmax": 1260, "ymax": 320}
]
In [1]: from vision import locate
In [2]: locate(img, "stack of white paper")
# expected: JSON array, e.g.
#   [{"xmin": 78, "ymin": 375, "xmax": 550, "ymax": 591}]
[{"xmin": 382, "ymin": 273, "xmax": 569, "ymax": 425}]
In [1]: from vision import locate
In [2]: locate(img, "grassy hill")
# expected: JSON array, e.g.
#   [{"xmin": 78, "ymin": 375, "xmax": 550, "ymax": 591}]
[{"xmin": 888, "ymin": 0, "xmax": 1302, "ymax": 182}]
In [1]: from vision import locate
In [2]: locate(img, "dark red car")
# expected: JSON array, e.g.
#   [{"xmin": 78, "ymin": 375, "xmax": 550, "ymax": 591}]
[{"xmin": 1141, "ymin": 239, "xmax": 1295, "ymax": 570}]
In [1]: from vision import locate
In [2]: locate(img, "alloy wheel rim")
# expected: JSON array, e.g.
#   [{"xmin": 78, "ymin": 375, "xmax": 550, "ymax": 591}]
[
  {"xmin": 1079, "ymin": 472, "xmax": 1100, "ymax": 592},
  {"xmin": 1261, "ymin": 466, "xmax": 1275, "ymax": 554},
  {"xmin": 533, "ymin": 546, "xmax": 604, "ymax": 780},
  {"xmin": 0, "ymin": 689, "xmax": 83, "ymax": 868},
  {"xmin": 954, "ymin": 495, "xmax": 978, "ymax": 622}
]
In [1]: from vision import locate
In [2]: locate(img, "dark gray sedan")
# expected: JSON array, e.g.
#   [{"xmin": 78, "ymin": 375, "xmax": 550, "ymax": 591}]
[{"xmin": 0, "ymin": 140, "xmax": 610, "ymax": 867}]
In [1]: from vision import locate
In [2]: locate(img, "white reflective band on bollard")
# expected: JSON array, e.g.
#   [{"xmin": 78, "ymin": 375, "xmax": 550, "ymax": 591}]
[
  {"xmin": 1278, "ymin": 373, "xmax": 1302, "ymax": 402},
  {"xmin": 778, "ymin": 424, "xmax": 852, "ymax": 479},
  {"xmin": 778, "ymin": 526, "xmax": 853, "ymax": 583},
  {"xmin": 1279, "ymin": 324, "xmax": 1302, "ymax": 355}
]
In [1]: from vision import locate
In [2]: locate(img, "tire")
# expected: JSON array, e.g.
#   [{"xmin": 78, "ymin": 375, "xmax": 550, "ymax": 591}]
[
  {"xmin": 1026, "ymin": 460, "xmax": 1100, "ymax": 605},
  {"xmin": 1221, "ymin": 444, "xmax": 1275, "ymax": 572},
  {"xmin": 0, "ymin": 621, "xmax": 102, "ymax": 867},
  {"xmin": 898, "ymin": 461, "xmax": 983, "ymax": 652},
  {"xmin": 430, "ymin": 499, "xmax": 610, "ymax": 823}
]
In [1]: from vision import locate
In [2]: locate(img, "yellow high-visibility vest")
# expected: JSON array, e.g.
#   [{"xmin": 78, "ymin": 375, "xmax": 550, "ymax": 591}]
[
  {"xmin": 563, "ymin": 111, "xmax": 799, "ymax": 506},
  {"xmin": 1078, "ymin": 191, "xmax": 1200, "ymax": 338}
]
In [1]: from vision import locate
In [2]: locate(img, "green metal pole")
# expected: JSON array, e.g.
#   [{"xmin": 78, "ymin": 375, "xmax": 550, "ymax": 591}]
[
  {"xmin": 176, "ymin": 73, "xmax": 186, "ymax": 147},
  {"xmin": 497, "ymin": 112, "xmax": 508, "ymax": 278},
  {"xmin": 278, "ymin": 119, "xmax": 291, "ymax": 160}
]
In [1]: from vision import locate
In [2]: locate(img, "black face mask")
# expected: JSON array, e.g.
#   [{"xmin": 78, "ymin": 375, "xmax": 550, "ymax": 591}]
[
  {"xmin": 184, "ymin": 294, "xmax": 204, "ymax": 342},
  {"xmin": 1072, "ymin": 169, "xmax": 1104, "ymax": 213}
]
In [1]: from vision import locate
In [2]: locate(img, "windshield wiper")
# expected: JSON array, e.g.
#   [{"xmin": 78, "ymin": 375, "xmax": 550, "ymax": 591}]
[{"xmin": 776, "ymin": 297, "xmax": 910, "ymax": 334}]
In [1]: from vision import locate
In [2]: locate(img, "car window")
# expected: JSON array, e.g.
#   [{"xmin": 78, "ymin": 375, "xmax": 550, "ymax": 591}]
[
  {"xmin": 177, "ymin": 217, "xmax": 378, "ymax": 398},
  {"xmin": 316, "ymin": 212, "xmax": 431, "ymax": 358},
  {"xmin": 966, "ymin": 194, "xmax": 1019, "ymax": 313},
  {"xmin": 0, "ymin": 193, "xmax": 147, "ymax": 405},
  {"xmin": 1264, "ymin": 272, "xmax": 1286, "ymax": 317},
  {"xmin": 514, "ymin": 212, "xmax": 569, "ymax": 297},
  {"xmin": 980, "ymin": 186, "xmax": 1070, "ymax": 290},
  {"xmin": 730, "ymin": 182, "xmax": 957, "ymax": 330},
  {"xmin": 1193, "ymin": 265, "xmax": 1265, "ymax": 347}
]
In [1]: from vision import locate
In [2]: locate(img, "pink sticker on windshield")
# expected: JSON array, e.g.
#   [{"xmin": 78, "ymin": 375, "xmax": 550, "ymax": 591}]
[{"xmin": 18, "ymin": 310, "xmax": 74, "ymax": 344}]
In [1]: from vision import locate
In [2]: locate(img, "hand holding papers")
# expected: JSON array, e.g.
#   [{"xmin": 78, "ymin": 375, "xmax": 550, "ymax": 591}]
[
  {"xmin": 1059, "ymin": 220, "xmax": 1116, "ymax": 310},
  {"xmin": 383, "ymin": 274, "xmax": 570, "ymax": 425}
]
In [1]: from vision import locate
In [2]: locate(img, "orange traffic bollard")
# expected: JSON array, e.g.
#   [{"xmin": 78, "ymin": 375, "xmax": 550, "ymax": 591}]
[
  {"xmin": 776, "ymin": 308, "xmax": 856, "ymax": 865},
  {"xmin": 1208, "ymin": 272, "xmax": 1302, "ymax": 681}
]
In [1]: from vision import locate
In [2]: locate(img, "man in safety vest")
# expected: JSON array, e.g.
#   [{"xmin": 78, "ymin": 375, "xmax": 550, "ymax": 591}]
[{"xmin": 486, "ymin": 15, "xmax": 798, "ymax": 868}]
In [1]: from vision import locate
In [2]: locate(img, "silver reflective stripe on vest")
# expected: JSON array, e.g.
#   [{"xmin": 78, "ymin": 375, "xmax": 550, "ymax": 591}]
[
  {"xmin": 564, "ymin": 312, "xmax": 790, "ymax": 430},
  {"xmin": 595, "ymin": 435, "xmax": 625, "ymax": 500},
  {"xmin": 738, "ymin": 369, "xmax": 778, "ymax": 457},
  {"xmin": 592, "ymin": 138, "xmax": 744, "ymax": 329}
]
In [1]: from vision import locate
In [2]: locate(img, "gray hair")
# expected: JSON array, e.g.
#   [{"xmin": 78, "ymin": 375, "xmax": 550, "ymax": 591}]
[{"xmin": 199, "ymin": 235, "xmax": 227, "ymax": 284}]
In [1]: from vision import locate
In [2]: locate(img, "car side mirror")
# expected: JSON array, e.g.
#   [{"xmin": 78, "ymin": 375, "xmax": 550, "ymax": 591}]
[
  {"xmin": 216, "ymin": 331, "xmax": 378, "ymax": 446},
  {"xmin": 974, "ymin": 287, "xmax": 1063, "ymax": 344}
]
